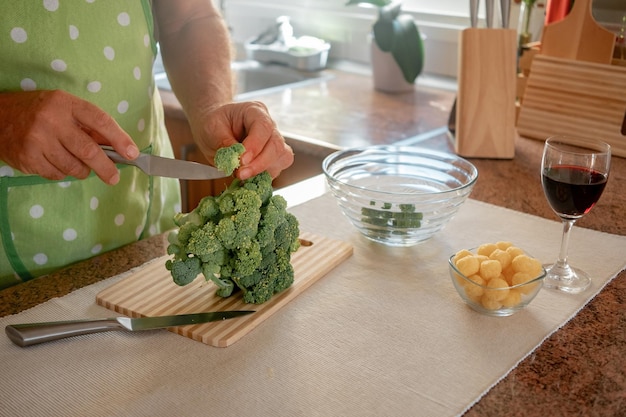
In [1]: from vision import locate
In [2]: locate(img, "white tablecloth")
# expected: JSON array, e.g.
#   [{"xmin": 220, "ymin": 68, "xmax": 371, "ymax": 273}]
[{"xmin": 1, "ymin": 195, "xmax": 625, "ymax": 417}]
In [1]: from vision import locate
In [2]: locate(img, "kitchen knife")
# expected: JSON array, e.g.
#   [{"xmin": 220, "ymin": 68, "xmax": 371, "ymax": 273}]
[
  {"xmin": 469, "ymin": 0, "xmax": 479, "ymax": 28},
  {"xmin": 5, "ymin": 310, "xmax": 255, "ymax": 347},
  {"xmin": 485, "ymin": 0, "xmax": 494, "ymax": 28},
  {"xmin": 101, "ymin": 145, "xmax": 228, "ymax": 180}
]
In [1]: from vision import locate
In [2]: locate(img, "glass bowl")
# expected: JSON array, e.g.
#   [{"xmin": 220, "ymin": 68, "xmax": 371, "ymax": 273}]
[
  {"xmin": 448, "ymin": 249, "xmax": 546, "ymax": 317},
  {"xmin": 322, "ymin": 145, "xmax": 478, "ymax": 246}
]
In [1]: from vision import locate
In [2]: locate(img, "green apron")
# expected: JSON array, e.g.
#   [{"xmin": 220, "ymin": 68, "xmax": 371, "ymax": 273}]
[{"xmin": 0, "ymin": 0, "xmax": 181, "ymax": 288}]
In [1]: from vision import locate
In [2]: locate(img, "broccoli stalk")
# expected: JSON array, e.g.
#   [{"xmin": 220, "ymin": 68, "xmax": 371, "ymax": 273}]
[{"xmin": 166, "ymin": 143, "xmax": 300, "ymax": 304}]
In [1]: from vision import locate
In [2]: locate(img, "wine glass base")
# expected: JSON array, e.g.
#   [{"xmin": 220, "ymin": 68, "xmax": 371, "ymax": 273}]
[{"xmin": 543, "ymin": 263, "xmax": 591, "ymax": 294}]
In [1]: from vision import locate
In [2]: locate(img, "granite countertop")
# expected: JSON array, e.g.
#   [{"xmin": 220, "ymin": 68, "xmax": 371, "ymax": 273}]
[{"xmin": 2, "ymin": 66, "xmax": 624, "ymax": 416}]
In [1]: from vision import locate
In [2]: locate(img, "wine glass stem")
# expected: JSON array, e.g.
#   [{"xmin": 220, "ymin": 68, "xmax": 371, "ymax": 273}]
[{"xmin": 555, "ymin": 219, "xmax": 576, "ymax": 269}]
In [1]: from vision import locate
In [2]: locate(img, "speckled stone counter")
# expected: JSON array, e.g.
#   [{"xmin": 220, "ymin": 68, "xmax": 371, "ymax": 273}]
[{"xmin": 2, "ymin": 67, "xmax": 624, "ymax": 416}]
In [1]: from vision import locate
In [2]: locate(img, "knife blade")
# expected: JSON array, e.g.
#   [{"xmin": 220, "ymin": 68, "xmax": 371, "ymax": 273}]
[
  {"xmin": 101, "ymin": 146, "xmax": 228, "ymax": 180},
  {"xmin": 5, "ymin": 310, "xmax": 255, "ymax": 347}
]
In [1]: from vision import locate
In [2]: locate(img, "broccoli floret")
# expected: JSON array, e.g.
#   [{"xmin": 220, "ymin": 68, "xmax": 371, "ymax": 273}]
[
  {"xmin": 166, "ymin": 256, "xmax": 202, "ymax": 286},
  {"xmin": 242, "ymin": 171, "xmax": 273, "ymax": 205},
  {"xmin": 256, "ymin": 195, "xmax": 288, "ymax": 248},
  {"xmin": 236, "ymin": 250, "xmax": 295, "ymax": 304},
  {"xmin": 231, "ymin": 240, "xmax": 262, "ymax": 277},
  {"xmin": 214, "ymin": 142, "xmax": 245, "ymax": 175},
  {"xmin": 166, "ymin": 143, "xmax": 300, "ymax": 304},
  {"xmin": 186, "ymin": 222, "xmax": 222, "ymax": 257},
  {"xmin": 196, "ymin": 195, "xmax": 220, "ymax": 221},
  {"xmin": 274, "ymin": 212, "xmax": 301, "ymax": 253},
  {"xmin": 215, "ymin": 217, "xmax": 237, "ymax": 249},
  {"xmin": 175, "ymin": 222, "xmax": 200, "ymax": 248}
]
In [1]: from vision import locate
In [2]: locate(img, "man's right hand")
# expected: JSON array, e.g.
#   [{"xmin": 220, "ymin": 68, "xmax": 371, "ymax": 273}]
[{"xmin": 0, "ymin": 90, "xmax": 139, "ymax": 185}]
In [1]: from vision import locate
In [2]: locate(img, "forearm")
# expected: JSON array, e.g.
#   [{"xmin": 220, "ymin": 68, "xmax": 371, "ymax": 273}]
[
  {"xmin": 154, "ymin": 1, "xmax": 234, "ymax": 127},
  {"xmin": 151, "ymin": 1, "xmax": 293, "ymax": 179}
]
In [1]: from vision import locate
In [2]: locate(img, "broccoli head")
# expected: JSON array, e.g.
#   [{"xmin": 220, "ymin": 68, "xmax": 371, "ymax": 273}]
[
  {"xmin": 166, "ymin": 143, "xmax": 300, "ymax": 304},
  {"xmin": 214, "ymin": 142, "xmax": 245, "ymax": 176}
]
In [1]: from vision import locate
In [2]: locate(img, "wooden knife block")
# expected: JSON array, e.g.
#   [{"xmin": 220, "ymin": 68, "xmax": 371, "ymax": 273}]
[
  {"xmin": 455, "ymin": 28, "xmax": 517, "ymax": 159},
  {"xmin": 517, "ymin": 55, "xmax": 626, "ymax": 158}
]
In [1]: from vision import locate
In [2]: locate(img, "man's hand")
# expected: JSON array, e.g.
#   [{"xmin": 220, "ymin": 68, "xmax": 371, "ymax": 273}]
[
  {"xmin": 0, "ymin": 90, "xmax": 139, "ymax": 184},
  {"xmin": 192, "ymin": 101, "xmax": 294, "ymax": 180},
  {"xmin": 153, "ymin": 0, "xmax": 294, "ymax": 179}
]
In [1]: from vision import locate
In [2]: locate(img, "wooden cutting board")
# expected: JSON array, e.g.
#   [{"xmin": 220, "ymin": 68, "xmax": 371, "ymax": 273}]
[
  {"xmin": 517, "ymin": 55, "xmax": 626, "ymax": 158},
  {"xmin": 96, "ymin": 231, "xmax": 353, "ymax": 347},
  {"xmin": 540, "ymin": 0, "xmax": 615, "ymax": 64}
]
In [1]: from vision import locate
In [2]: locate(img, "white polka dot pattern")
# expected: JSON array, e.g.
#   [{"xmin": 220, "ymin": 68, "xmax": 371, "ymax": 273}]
[
  {"xmin": 10, "ymin": 27, "xmax": 27, "ymax": 43},
  {"xmin": 51, "ymin": 59, "xmax": 67, "ymax": 72},
  {"xmin": 20, "ymin": 78, "xmax": 37, "ymax": 90},
  {"xmin": 117, "ymin": 100, "xmax": 129, "ymax": 114},
  {"xmin": 103, "ymin": 46, "xmax": 115, "ymax": 61},
  {"xmin": 63, "ymin": 228, "xmax": 78, "ymax": 241},
  {"xmin": 87, "ymin": 81, "xmax": 101, "ymax": 93},
  {"xmin": 69, "ymin": 25, "xmax": 79, "ymax": 40},
  {"xmin": 117, "ymin": 12, "xmax": 131, "ymax": 26},
  {"xmin": 33, "ymin": 253, "xmax": 48, "ymax": 265},
  {"xmin": 29, "ymin": 205, "xmax": 44, "ymax": 219},
  {"xmin": 114, "ymin": 214, "xmax": 125, "ymax": 226},
  {"xmin": 43, "ymin": 0, "xmax": 59, "ymax": 12},
  {"xmin": 0, "ymin": 166, "xmax": 15, "ymax": 177},
  {"xmin": 0, "ymin": 1, "xmax": 180, "ymax": 286}
]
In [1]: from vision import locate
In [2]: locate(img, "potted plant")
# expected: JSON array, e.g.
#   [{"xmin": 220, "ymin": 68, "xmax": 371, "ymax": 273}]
[{"xmin": 346, "ymin": 0, "xmax": 425, "ymax": 92}]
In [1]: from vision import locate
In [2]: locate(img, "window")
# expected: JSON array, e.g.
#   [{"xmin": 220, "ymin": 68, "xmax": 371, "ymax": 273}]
[{"xmin": 223, "ymin": 1, "xmax": 520, "ymax": 78}]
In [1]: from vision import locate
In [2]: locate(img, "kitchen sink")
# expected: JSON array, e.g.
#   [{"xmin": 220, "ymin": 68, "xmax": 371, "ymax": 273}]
[
  {"xmin": 273, "ymin": 133, "xmax": 340, "ymax": 189},
  {"xmin": 154, "ymin": 60, "xmax": 332, "ymax": 100}
]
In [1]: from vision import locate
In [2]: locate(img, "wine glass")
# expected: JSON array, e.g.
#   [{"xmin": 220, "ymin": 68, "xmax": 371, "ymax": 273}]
[{"xmin": 541, "ymin": 135, "xmax": 611, "ymax": 294}]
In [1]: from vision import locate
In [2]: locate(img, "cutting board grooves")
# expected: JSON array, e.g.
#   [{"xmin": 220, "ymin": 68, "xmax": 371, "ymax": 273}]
[
  {"xmin": 517, "ymin": 55, "xmax": 626, "ymax": 158},
  {"xmin": 96, "ymin": 231, "xmax": 353, "ymax": 347}
]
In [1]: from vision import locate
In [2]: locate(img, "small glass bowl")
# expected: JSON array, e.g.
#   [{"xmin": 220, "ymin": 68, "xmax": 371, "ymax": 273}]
[
  {"xmin": 448, "ymin": 252, "xmax": 546, "ymax": 317},
  {"xmin": 322, "ymin": 146, "xmax": 478, "ymax": 246}
]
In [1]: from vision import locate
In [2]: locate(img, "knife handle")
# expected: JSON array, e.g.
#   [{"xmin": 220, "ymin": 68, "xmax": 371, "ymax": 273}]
[
  {"xmin": 5, "ymin": 319, "xmax": 123, "ymax": 347},
  {"xmin": 101, "ymin": 146, "xmax": 133, "ymax": 165}
]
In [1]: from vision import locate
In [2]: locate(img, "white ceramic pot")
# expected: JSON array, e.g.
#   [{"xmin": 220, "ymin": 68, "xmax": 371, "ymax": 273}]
[{"xmin": 370, "ymin": 39, "xmax": 415, "ymax": 93}]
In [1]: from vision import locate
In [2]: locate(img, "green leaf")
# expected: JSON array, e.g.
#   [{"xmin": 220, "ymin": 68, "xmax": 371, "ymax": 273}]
[
  {"xmin": 372, "ymin": 19, "xmax": 394, "ymax": 51},
  {"xmin": 390, "ymin": 15, "xmax": 424, "ymax": 83}
]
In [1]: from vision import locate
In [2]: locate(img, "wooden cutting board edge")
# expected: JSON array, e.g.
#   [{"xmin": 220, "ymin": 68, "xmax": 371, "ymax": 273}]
[{"xmin": 96, "ymin": 231, "xmax": 354, "ymax": 347}]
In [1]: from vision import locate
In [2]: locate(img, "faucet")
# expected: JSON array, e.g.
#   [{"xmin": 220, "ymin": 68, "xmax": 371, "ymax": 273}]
[{"xmin": 250, "ymin": 16, "xmax": 294, "ymax": 46}]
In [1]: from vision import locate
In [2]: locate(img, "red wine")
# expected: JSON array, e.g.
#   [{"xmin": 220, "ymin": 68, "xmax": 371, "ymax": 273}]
[{"xmin": 542, "ymin": 166, "xmax": 608, "ymax": 217}]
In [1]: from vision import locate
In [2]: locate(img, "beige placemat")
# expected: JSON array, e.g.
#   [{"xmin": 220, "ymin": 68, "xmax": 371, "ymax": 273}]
[{"xmin": 1, "ymin": 195, "xmax": 625, "ymax": 417}]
